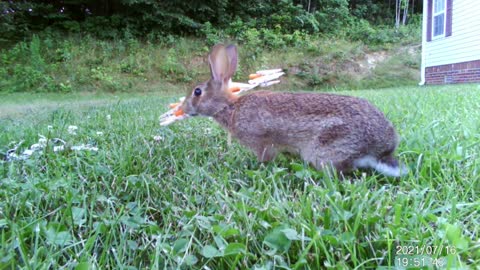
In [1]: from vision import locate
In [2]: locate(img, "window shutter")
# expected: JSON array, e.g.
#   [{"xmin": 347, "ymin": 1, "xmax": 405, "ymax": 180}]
[
  {"xmin": 446, "ymin": 0, "xmax": 453, "ymax": 36},
  {"xmin": 427, "ymin": 0, "xmax": 433, "ymax": 41}
]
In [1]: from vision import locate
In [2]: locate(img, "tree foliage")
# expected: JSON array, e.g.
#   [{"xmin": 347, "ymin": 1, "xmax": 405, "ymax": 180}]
[{"xmin": 0, "ymin": 0, "xmax": 423, "ymax": 42}]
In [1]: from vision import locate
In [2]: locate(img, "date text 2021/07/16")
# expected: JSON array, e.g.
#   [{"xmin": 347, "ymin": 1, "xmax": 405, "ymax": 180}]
[
  {"xmin": 396, "ymin": 245, "xmax": 456, "ymax": 256},
  {"xmin": 394, "ymin": 245, "xmax": 456, "ymax": 268}
]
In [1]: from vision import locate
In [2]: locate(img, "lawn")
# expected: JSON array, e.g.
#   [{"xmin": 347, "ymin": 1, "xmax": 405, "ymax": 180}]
[{"xmin": 0, "ymin": 85, "xmax": 479, "ymax": 269}]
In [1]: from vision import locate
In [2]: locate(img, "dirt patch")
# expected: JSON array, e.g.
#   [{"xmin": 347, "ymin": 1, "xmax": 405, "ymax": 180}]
[
  {"xmin": 313, "ymin": 51, "xmax": 389, "ymax": 77},
  {"xmin": 188, "ymin": 55, "xmax": 207, "ymax": 70},
  {"xmin": 190, "ymin": 56, "xmax": 206, "ymax": 66},
  {"xmin": 359, "ymin": 51, "xmax": 388, "ymax": 70},
  {"xmin": 287, "ymin": 44, "xmax": 421, "ymax": 87}
]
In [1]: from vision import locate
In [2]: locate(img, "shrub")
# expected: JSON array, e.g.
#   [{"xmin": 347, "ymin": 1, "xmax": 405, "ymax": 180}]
[
  {"xmin": 0, "ymin": 35, "xmax": 57, "ymax": 92},
  {"xmin": 346, "ymin": 19, "xmax": 421, "ymax": 47},
  {"xmin": 200, "ymin": 22, "xmax": 223, "ymax": 47},
  {"xmin": 314, "ymin": 0, "xmax": 352, "ymax": 34}
]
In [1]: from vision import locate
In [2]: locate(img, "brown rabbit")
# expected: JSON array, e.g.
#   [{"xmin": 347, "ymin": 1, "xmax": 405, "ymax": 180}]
[{"xmin": 181, "ymin": 44, "xmax": 405, "ymax": 177}]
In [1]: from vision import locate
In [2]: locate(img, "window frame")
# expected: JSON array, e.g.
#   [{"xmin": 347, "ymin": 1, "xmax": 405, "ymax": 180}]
[{"xmin": 432, "ymin": 0, "xmax": 447, "ymax": 40}]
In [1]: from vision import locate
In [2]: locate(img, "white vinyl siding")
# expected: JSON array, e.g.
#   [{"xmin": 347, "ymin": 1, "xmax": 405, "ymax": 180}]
[{"xmin": 425, "ymin": 0, "xmax": 480, "ymax": 67}]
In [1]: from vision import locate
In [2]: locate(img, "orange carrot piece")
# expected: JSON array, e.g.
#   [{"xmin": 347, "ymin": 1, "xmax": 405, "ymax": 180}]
[
  {"xmin": 174, "ymin": 109, "xmax": 184, "ymax": 116},
  {"xmin": 249, "ymin": 73, "xmax": 263, "ymax": 79},
  {"xmin": 229, "ymin": 86, "xmax": 241, "ymax": 93}
]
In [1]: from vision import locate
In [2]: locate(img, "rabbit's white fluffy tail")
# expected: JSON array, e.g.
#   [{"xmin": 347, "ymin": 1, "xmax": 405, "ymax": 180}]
[{"xmin": 354, "ymin": 155, "xmax": 407, "ymax": 177}]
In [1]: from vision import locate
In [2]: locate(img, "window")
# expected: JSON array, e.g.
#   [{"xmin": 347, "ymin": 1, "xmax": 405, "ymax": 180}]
[
  {"xmin": 433, "ymin": 0, "xmax": 446, "ymax": 38},
  {"xmin": 427, "ymin": 0, "xmax": 452, "ymax": 41}
]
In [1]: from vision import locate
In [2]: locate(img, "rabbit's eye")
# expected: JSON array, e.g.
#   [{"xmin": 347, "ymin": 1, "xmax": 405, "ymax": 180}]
[{"xmin": 194, "ymin": 88, "xmax": 202, "ymax": 96}]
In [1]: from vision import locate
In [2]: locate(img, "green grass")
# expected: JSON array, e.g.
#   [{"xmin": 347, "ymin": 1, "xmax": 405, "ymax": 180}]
[{"xmin": 1, "ymin": 85, "xmax": 479, "ymax": 269}]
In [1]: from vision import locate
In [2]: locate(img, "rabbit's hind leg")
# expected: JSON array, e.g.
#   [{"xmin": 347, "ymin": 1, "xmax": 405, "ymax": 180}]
[
  {"xmin": 316, "ymin": 157, "xmax": 354, "ymax": 174},
  {"xmin": 252, "ymin": 142, "xmax": 278, "ymax": 162},
  {"xmin": 300, "ymin": 143, "xmax": 356, "ymax": 174}
]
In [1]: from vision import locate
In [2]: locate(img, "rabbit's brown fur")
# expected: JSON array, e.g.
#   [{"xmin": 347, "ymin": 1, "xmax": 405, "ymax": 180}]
[{"xmin": 181, "ymin": 44, "xmax": 404, "ymax": 177}]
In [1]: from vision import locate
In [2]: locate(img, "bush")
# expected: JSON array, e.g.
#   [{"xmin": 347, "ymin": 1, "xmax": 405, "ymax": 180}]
[
  {"xmin": 314, "ymin": 0, "xmax": 352, "ymax": 34},
  {"xmin": 1, "ymin": 0, "xmax": 353, "ymax": 42},
  {"xmin": 0, "ymin": 35, "xmax": 59, "ymax": 92},
  {"xmin": 200, "ymin": 22, "xmax": 224, "ymax": 47},
  {"xmin": 347, "ymin": 19, "xmax": 421, "ymax": 46},
  {"xmin": 1, "ymin": 0, "xmax": 422, "ymax": 52}
]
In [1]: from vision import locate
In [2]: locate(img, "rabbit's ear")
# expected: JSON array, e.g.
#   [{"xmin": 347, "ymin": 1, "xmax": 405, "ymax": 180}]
[
  {"xmin": 208, "ymin": 44, "xmax": 230, "ymax": 83},
  {"xmin": 225, "ymin": 44, "xmax": 238, "ymax": 80}
]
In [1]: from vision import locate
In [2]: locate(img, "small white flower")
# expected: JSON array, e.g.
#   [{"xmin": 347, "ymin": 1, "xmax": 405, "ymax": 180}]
[
  {"xmin": 7, "ymin": 152, "xmax": 19, "ymax": 161},
  {"xmin": 153, "ymin": 135, "xmax": 163, "ymax": 142},
  {"xmin": 96, "ymin": 131, "xmax": 104, "ymax": 136},
  {"xmin": 68, "ymin": 125, "xmax": 78, "ymax": 135},
  {"xmin": 53, "ymin": 145, "xmax": 65, "ymax": 152},
  {"xmin": 106, "ymin": 115, "xmax": 111, "ymax": 120},
  {"xmin": 30, "ymin": 144, "xmax": 42, "ymax": 151},
  {"xmin": 22, "ymin": 149, "xmax": 35, "ymax": 157},
  {"xmin": 51, "ymin": 138, "xmax": 66, "ymax": 145},
  {"xmin": 38, "ymin": 135, "xmax": 47, "ymax": 147},
  {"xmin": 71, "ymin": 144, "xmax": 98, "ymax": 151},
  {"xmin": 47, "ymin": 125, "xmax": 53, "ymax": 130}
]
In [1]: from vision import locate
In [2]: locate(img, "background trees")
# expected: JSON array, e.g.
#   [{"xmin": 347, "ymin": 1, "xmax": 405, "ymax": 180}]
[{"xmin": 1, "ymin": 0, "xmax": 423, "ymax": 41}]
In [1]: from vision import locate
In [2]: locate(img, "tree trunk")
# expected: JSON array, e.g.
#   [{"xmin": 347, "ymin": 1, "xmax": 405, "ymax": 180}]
[
  {"xmin": 402, "ymin": 0, "xmax": 409, "ymax": 25},
  {"xmin": 395, "ymin": 0, "xmax": 401, "ymax": 28}
]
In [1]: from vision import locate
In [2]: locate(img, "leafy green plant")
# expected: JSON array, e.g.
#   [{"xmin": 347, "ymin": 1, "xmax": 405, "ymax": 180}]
[
  {"xmin": 347, "ymin": 19, "xmax": 421, "ymax": 47},
  {"xmin": 159, "ymin": 48, "xmax": 190, "ymax": 82},
  {"xmin": 0, "ymin": 35, "xmax": 61, "ymax": 92},
  {"xmin": 200, "ymin": 22, "xmax": 223, "ymax": 47}
]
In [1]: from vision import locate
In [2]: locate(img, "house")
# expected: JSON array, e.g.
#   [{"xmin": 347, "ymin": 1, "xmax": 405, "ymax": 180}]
[{"xmin": 420, "ymin": 0, "xmax": 480, "ymax": 84}]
